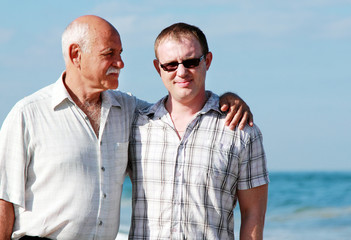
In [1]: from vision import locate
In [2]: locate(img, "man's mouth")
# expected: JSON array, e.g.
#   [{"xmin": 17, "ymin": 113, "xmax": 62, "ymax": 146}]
[{"xmin": 175, "ymin": 79, "xmax": 191, "ymax": 87}]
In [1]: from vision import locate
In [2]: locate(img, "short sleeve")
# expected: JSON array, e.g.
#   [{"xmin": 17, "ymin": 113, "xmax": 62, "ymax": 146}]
[
  {"xmin": 237, "ymin": 124, "xmax": 269, "ymax": 190},
  {"xmin": 0, "ymin": 103, "xmax": 29, "ymax": 208}
]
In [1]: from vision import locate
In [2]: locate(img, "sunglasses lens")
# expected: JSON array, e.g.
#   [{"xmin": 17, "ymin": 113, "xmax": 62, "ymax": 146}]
[
  {"xmin": 160, "ymin": 55, "xmax": 204, "ymax": 72},
  {"xmin": 183, "ymin": 59, "xmax": 200, "ymax": 68},
  {"xmin": 161, "ymin": 62, "xmax": 179, "ymax": 71}
]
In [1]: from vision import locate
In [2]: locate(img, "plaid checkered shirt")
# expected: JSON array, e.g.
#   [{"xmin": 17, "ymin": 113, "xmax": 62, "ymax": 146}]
[{"xmin": 128, "ymin": 91, "xmax": 269, "ymax": 240}]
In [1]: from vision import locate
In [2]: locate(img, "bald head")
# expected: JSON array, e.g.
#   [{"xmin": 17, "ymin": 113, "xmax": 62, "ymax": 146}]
[
  {"xmin": 62, "ymin": 15, "xmax": 120, "ymax": 64},
  {"xmin": 74, "ymin": 15, "xmax": 118, "ymax": 34}
]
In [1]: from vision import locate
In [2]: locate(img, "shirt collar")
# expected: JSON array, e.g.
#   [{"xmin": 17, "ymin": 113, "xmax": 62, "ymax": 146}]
[
  {"xmin": 102, "ymin": 90, "xmax": 122, "ymax": 108},
  {"xmin": 52, "ymin": 72, "xmax": 72, "ymax": 110},
  {"xmin": 143, "ymin": 91, "xmax": 225, "ymax": 119},
  {"xmin": 52, "ymin": 71, "xmax": 122, "ymax": 110}
]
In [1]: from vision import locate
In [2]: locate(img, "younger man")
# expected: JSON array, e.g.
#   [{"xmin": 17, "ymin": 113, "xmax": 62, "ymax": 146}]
[{"xmin": 128, "ymin": 23, "xmax": 269, "ymax": 239}]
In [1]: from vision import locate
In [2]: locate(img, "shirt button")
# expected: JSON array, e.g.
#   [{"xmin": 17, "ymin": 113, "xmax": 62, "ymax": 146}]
[
  {"xmin": 101, "ymin": 166, "xmax": 105, "ymax": 172},
  {"xmin": 176, "ymin": 171, "xmax": 181, "ymax": 177},
  {"xmin": 103, "ymin": 193, "xmax": 107, "ymax": 198},
  {"xmin": 99, "ymin": 220, "xmax": 103, "ymax": 226}
]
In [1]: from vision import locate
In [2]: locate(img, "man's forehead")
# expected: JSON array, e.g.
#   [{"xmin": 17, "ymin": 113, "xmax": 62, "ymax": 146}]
[
  {"xmin": 93, "ymin": 33, "xmax": 122, "ymax": 50},
  {"xmin": 161, "ymin": 34, "xmax": 196, "ymax": 44},
  {"xmin": 158, "ymin": 37, "xmax": 200, "ymax": 53}
]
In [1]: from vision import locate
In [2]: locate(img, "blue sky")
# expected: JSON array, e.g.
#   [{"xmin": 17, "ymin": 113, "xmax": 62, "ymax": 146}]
[{"xmin": 0, "ymin": 0, "xmax": 350, "ymax": 171}]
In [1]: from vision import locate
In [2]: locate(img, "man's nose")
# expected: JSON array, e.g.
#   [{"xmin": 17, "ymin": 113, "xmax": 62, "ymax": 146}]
[
  {"xmin": 176, "ymin": 63, "xmax": 187, "ymax": 77},
  {"xmin": 113, "ymin": 55, "xmax": 124, "ymax": 69}
]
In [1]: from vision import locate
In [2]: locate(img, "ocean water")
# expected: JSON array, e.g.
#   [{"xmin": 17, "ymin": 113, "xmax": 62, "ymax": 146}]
[{"xmin": 117, "ymin": 172, "xmax": 351, "ymax": 240}]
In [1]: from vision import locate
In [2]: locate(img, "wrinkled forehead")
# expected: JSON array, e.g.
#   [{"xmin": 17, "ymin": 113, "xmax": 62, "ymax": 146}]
[{"xmin": 90, "ymin": 28, "xmax": 122, "ymax": 49}]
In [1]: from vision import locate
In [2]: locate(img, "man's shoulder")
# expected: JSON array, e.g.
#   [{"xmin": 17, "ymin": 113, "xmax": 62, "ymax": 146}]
[
  {"xmin": 14, "ymin": 83, "xmax": 55, "ymax": 111},
  {"xmin": 106, "ymin": 90, "xmax": 136, "ymax": 101},
  {"xmin": 104, "ymin": 90, "xmax": 139, "ymax": 112},
  {"xmin": 202, "ymin": 115, "xmax": 263, "ymax": 145},
  {"xmin": 1, "ymin": 83, "xmax": 56, "ymax": 128},
  {"xmin": 236, "ymin": 123, "xmax": 264, "ymax": 144}
]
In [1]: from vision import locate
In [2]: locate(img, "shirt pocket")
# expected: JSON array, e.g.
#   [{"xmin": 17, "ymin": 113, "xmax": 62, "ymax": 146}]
[
  {"xmin": 209, "ymin": 142, "xmax": 231, "ymax": 172},
  {"xmin": 207, "ymin": 142, "xmax": 237, "ymax": 187},
  {"xmin": 114, "ymin": 141, "xmax": 129, "ymax": 183},
  {"xmin": 189, "ymin": 141, "xmax": 232, "ymax": 182}
]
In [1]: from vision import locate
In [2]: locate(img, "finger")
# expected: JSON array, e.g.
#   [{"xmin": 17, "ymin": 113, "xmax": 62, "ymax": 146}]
[
  {"xmin": 248, "ymin": 112, "xmax": 254, "ymax": 127},
  {"xmin": 228, "ymin": 106, "xmax": 243, "ymax": 130},
  {"xmin": 219, "ymin": 95, "xmax": 230, "ymax": 112},
  {"xmin": 242, "ymin": 105, "xmax": 254, "ymax": 127},
  {"xmin": 224, "ymin": 109, "xmax": 235, "ymax": 126},
  {"xmin": 224, "ymin": 104, "xmax": 239, "ymax": 126},
  {"xmin": 238, "ymin": 112, "xmax": 249, "ymax": 130},
  {"xmin": 221, "ymin": 103, "xmax": 229, "ymax": 112}
]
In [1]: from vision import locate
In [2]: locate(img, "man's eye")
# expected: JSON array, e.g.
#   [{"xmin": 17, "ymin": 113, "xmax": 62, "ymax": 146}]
[
  {"xmin": 101, "ymin": 51, "xmax": 113, "ymax": 57},
  {"xmin": 166, "ymin": 62, "xmax": 178, "ymax": 67}
]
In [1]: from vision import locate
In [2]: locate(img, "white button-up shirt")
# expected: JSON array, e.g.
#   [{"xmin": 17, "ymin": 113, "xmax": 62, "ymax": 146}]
[{"xmin": 0, "ymin": 73, "xmax": 142, "ymax": 239}]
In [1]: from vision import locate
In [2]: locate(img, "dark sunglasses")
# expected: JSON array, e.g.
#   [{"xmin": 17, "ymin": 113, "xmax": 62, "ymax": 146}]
[{"xmin": 159, "ymin": 55, "xmax": 205, "ymax": 72}]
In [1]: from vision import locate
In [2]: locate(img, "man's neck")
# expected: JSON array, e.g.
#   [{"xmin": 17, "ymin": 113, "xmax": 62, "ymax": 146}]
[
  {"xmin": 165, "ymin": 94, "xmax": 207, "ymax": 139},
  {"xmin": 64, "ymin": 72, "xmax": 102, "ymax": 106},
  {"xmin": 64, "ymin": 72, "xmax": 102, "ymax": 137}
]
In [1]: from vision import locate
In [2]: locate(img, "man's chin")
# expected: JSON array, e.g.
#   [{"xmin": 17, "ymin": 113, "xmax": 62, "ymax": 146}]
[
  {"xmin": 109, "ymin": 83, "xmax": 119, "ymax": 90},
  {"xmin": 103, "ymin": 79, "xmax": 119, "ymax": 90}
]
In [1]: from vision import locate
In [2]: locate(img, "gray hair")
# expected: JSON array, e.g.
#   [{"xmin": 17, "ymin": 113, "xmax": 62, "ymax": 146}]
[{"xmin": 61, "ymin": 21, "xmax": 91, "ymax": 63}]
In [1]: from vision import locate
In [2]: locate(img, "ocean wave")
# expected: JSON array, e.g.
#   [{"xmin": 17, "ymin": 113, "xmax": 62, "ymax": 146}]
[{"xmin": 269, "ymin": 205, "xmax": 351, "ymax": 222}]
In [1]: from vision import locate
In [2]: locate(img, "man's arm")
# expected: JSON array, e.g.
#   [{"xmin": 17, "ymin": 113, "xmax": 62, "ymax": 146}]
[
  {"xmin": 219, "ymin": 92, "xmax": 253, "ymax": 130},
  {"xmin": 0, "ymin": 199, "xmax": 14, "ymax": 240},
  {"xmin": 237, "ymin": 184, "xmax": 268, "ymax": 240}
]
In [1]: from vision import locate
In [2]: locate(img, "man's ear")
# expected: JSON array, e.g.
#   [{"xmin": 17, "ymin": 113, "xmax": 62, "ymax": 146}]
[
  {"xmin": 205, "ymin": 52, "xmax": 213, "ymax": 70},
  {"xmin": 153, "ymin": 59, "xmax": 161, "ymax": 76},
  {"xmin": 69, "ymin": 43, "xmax": 81, "ymax": 67}
]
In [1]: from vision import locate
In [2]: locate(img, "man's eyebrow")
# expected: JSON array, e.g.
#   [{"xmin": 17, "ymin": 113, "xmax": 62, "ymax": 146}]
[
  {"xmin": 100, "ymin": 47, "xmax": 123, "ymax": 54},
  {"xmin": 100, "ymin": 48, "xmax": 114, "ymax": 53}
]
